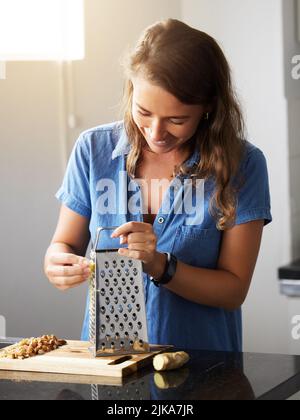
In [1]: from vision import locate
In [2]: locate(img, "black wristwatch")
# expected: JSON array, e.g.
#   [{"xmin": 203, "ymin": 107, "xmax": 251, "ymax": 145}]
[{"xmin": 150, "ymin": 253, "xmax": 178, "ymax": 287}]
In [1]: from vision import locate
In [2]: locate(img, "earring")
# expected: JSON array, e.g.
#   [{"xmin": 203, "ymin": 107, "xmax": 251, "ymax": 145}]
[{"xmin": 204, "ymin": 112, "xmax": 209, "ymax": 121}]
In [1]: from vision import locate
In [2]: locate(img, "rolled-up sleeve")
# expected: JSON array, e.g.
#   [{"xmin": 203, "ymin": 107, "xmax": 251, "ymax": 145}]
[
  {"xmin": 235, "ymin": 148, "xmax": 272, "ymax": 226},
  {"xmin": 55, "ymin": 134, "xmax": 91, "ymax": 218}
]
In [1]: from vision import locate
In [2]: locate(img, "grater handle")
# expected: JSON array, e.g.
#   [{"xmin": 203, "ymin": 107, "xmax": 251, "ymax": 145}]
[{"xmin": 90, "ymin": 226, "xmax": 119, "ymax": 259}]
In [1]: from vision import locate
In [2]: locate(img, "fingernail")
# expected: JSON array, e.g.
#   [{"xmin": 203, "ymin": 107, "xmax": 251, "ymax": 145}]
[
  {"xmin": 84, "ymin": 268, "xmax": 90, "ymax": 275},
  {"xmin": 120, "ymin": 236, "xmax": 125, "ymax": 244},
  {"xmin": 111, "ymin": 232, "xmax": 116, "ymax": 238}
]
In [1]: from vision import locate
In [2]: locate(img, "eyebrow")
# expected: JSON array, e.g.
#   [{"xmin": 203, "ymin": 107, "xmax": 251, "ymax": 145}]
[{"xmin": 136, "ymin": 103, "xmax": 190, "ymax": 119}]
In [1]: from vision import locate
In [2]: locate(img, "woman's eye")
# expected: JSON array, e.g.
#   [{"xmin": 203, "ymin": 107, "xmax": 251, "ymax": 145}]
[
  {"xmin": 138, "ymin": 111, "xmax": 150, "ymax": 117},
  {"xmin": 137, "ymin": 110, "xmax": 185, "ymax": 125},
  {"xmin": 170, "ymin": 120, "xmax": 185, "ymax": 125}
]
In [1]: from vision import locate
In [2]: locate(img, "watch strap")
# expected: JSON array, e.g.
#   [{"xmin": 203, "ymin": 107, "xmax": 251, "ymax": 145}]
[{"xmin": 150, "ymin": 253, "xmax": 177, "ymax": 287}]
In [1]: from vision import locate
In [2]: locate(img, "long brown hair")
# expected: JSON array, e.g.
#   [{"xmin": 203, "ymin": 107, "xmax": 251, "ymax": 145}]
[{"xmin": 119, "ymin": 19, "xmax": 246, "ymax": 230}]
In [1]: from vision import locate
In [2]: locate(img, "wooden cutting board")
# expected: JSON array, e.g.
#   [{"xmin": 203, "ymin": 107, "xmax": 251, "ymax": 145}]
[{"xmin": 0, "ymin": 341, "xmax": 170, "ymax": 380}]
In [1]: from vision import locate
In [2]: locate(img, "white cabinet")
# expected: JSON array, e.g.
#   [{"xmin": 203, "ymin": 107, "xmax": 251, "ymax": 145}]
[{"xmin": 0, "ymin": 316, "xmax": 6, "ymax": 338}]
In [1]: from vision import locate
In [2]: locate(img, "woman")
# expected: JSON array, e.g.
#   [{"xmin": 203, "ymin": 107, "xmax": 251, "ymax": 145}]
[{"xmin": 44, "ymin": 19, "xmax": 272, "ymax": 352}]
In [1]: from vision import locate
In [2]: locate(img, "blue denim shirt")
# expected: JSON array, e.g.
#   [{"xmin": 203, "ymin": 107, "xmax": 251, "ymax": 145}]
[{"xmin": 55, "ymin": 121, "xmax": 272, "ymax": 352}]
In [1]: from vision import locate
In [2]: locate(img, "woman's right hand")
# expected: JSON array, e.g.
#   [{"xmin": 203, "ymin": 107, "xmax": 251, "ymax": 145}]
[{"xmin": 45, "ymin": 253, "xmax": 91, "ymax": 291}]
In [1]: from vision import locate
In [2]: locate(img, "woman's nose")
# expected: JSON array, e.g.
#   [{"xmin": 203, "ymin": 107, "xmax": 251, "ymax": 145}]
[{"xmin": 149, "ymin": 120, "xmax": 166, "ymax": 141}]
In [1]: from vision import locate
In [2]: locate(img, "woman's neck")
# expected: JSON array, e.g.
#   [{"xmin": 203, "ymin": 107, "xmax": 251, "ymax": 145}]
[{"xmin": 142, "ymin": 141, "xmax": 194, "ymax": 168}]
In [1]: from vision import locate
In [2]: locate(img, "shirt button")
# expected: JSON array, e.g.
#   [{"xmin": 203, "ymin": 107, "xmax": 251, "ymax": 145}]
[{"xmin": 158, "ymin": 217, "xmax": 165, "ymax": 224}]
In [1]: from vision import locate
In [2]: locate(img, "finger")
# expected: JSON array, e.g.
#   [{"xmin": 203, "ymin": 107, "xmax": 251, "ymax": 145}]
[
  {"xmin": 126, "ymin": 232, "xmax": 155, "ymax": 245},
  {"xmin": 127, "ymin": 242, "xmax": 156, "ymax": 252},
  {"xmin": 51, "ymin": 274, "xmax": 89, "ymax": 289},
  {"xmin": 118, "ymin": 248, "xmax": 150, "ymax": 262},
  {"xmin": 47, "ymin": 265, "xmax": 90, "ymax": 278},
  {"xmin": 50, "ymin": 253, "xmax": 89, "ymax": 266},
  {"xmin": 119, "ymin": 234, "xmax": 128, "ymax": 245},
  {"xmin": 111, "ymin": 222, "xmax": 152, "ymax": 238},
  {"xmin": 56, "ymin": 282, "xmax": 85, "ymax": 292}
]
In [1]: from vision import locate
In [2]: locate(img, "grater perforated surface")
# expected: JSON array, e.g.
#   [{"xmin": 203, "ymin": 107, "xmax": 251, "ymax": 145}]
[{"xmin": 89, "ymin": 227, "xmax": 150, "ymax": 357}]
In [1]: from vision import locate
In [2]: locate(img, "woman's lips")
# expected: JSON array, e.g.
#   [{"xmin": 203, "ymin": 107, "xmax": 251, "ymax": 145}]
[
  {"xmin": 151, "ymin": 138, "xmax": 173, "ymax": 146},
  {"xmin": 152, "ymin": 140, "xmax": 168, "ymax": 144}
]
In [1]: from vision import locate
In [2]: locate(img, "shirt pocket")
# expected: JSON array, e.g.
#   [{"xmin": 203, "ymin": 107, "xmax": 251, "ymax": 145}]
[{"xmin": 171, "ymin": 225, "xmax": 222, "ymax": 268}]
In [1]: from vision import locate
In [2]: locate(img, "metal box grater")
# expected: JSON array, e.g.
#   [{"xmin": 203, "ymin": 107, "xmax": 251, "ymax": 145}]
[{"xmin": 89, "ymin": 227, "xmax": 150, "ymax": 357}]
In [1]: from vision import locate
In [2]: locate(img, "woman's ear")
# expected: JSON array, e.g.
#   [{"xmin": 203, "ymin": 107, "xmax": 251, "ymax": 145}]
[{"xmin": 206, "ymin": 101, "xmax": 215, "ymax": 114}]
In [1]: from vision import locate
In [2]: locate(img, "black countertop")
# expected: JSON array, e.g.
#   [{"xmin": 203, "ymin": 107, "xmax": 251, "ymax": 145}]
[{"xmin": 1, "ymin": 342, "xmax": 300, "ymax": 400}]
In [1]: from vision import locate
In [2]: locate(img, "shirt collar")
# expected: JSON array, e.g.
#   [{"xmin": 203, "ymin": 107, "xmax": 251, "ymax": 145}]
[
  {"xmin": 112, "ymin": 125, "xmax": 131, "ymax": 160},
  {"xmin": 112, "ymin": 124, "xmax": 200, "ymax": 168}
]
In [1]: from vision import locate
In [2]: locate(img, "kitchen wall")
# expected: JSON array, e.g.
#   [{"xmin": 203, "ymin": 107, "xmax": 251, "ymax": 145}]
[
  {"xmin": 0, "ymin": 61, "xmax": 64, "ymax": 339},
  {"xmin": 0, "ymin": 0, "xmax": 182, "ymax": 340},
  {"xmin": 182, "ymin": 0, "xmax": 299, "ymax": 354}
]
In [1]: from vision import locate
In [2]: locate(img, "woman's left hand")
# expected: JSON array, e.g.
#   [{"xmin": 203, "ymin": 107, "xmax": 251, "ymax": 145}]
[{"xmin": 111, "ymin": 222, "xmax": 163, "ymax": 275}]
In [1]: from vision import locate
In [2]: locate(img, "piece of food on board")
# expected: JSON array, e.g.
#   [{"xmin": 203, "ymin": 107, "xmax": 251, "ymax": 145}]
[
  {"xmin": 0, "ymin": 335, "xmax": 67, "ymax": 360},
  {"xmin": 153, "ymin": 351, "xmax": 190, "ymax": 372}
]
